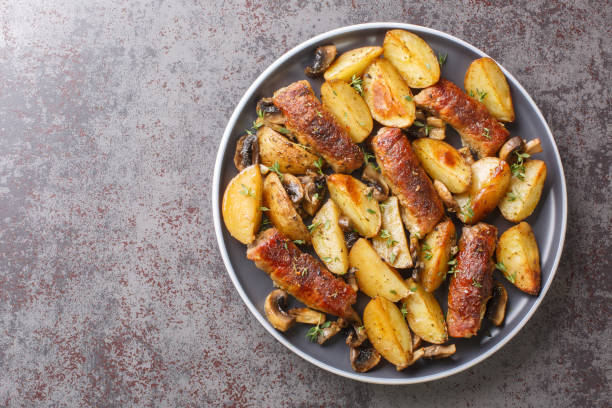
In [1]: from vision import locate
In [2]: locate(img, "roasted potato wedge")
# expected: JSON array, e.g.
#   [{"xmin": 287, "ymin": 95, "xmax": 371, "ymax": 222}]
[
  {"xmin": 257, "ymin": 126, "xmax": 320, "ymax": 174},
  {"xmin": 372, "ymin": 197, "xmax": 413, "ymax": 268},
  {"xmin": 402, "ymin": 279, "xmax": 448, "ymax": 344},
  {"xmin": 455, "ymin": 157, "xmax": 511, "ymax": 224},
  {"xmin": 327, "ymin": 174, "xmax": 381, "ymax": 238},
  {"xmin": 311, "ymin": 200, "xmax": 349, "ymax": 275},
  {"xmin": 320, "ymin": 80, "xmax": 373, "ymax": 143},
  {"xmin": 221, "ymin": 165, "xmax": 263, "ymax": 244},
  {"xmin": 419, "ymin": 219, "xmax": 456, "ymax": 292},
  {"xmin": 383, "ymin": 29, "xmax": 440, "ymax": 88},
  {"xmin": 499, "ymin": 160, "xmax": 547, "ymax": 222},
  {"xmin": 464, "ymin": 57, "xmax": 515, "ymax": 122},
  {"xmin": 349, "ymin": 238, "xmax": 410, "ymax": 302},
  {"xmin": 363, "ymin": 296, "xmax": 413, "ymax": 368},
  {"xmin": 263, "ymin": 173, "xmax": 310, "ymax": 243},
  {"xmin": 323, "ymin": 46, "xmax": 383, "ymax": 82},
  {"xmin": 362, "ymin": 58, "xmax": 416, "ymax": 128},
  {"xmin": 496, "ymin": 222, "xmax": 541, "ymax": 295},
  {"xmin": 412, "ymin": 138, "xmax": 472, "ymax": 193}
]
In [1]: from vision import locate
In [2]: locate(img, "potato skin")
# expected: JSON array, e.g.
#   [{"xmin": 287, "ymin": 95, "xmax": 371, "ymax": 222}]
[
  {"xmin": 496, "ymin": 222, "xmax": 541, "ymax": 295},
  {"xmin": 419, "ymin": 218, "xmax": 456, "ymax": 292},
  {"xmin": 257, "ymin": 126, "xmax": 320, "ymax": 174},
  {"xmin": 263, "ymin": 173, "xmax": 310, "ymax": 243},
  {"xmin": 221, "ymin": 164, "xmax": 263, "ymax": 244},
  {"xmin": 323, "ymin": 46, "xmax": 383, "ymax": 82},
  {"xmin": 371, "ymin": 127, "xmax": 444, "ymax": 237},
  {"xmin": 447, "ymin": 223, "xmax": 497, "ymax": 338},
  {"xmin": 464, "ymin": 57, "xmax": 515, "ymax": 122},
  {"xmin": 499, "ymin": 160, "xmax": 547, "ymax": 222},
  {"xmin": 412, "ymin": 138, "xmax": 471, "ymax": 193},
  {"xmin": 311, "ymin": 200, "xmax": 349, "ymax": 275},
  {"xmin": 383, "ymin": 29, "xmax": 441, "ymax": 88},
  {"xmin": 321, "ymin": 80, "xmax": 373, "ymax": 143},
  {"xmin": 403, "ymin": 279, "xmax": 448, "ymax": 344}
]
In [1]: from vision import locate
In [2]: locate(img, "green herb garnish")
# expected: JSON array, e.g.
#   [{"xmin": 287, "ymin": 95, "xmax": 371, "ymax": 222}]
[
  {"xmin": 239, "ymin": 183, "xmax": 255, "ymax": 197},
  {"xmin": 270, "ymin": 161, "xmax": 283, "ymax": 180},
  {"xmin": 349, "ymin": 74, "xmax": 364, "ymax": 95}
]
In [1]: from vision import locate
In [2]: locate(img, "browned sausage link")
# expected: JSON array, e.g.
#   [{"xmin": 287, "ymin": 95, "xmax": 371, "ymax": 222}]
[
  {"xmin": 447, "ymin": 223, "xmax": 497, "ymax": 338},
  {"xmin": 246, "ymin": 228, "xmax": 357, "ymax": 319},
  {"xmin": 272, "ymin": 80, "xmax": 363, "ymax": 173},
  {"xmin": 371, "ymin": 127, "xmax": 444, "ymax": 236},
  {"xmin": 413, "ymin": 79, "xmax": 509, "ymax": 158}
]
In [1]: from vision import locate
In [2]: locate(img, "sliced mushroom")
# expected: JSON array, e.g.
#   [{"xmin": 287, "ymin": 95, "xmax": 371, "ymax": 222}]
[
  {"xmin": 264, "ymin": 289, "xmax": 295, "ymax": 331},
  {"xmin": 433, "ymin": 179, "xmax": 459, "ymax": 212},
  {"xmin": 409, "ymin": 234, "xmax": 420, "ymax": 263},
  {"xmin": 282, "ymin": 174, "xmax": 304, "ymax": 207},
  {"xmin": 498, "ymin": 136, "xmax": 526, "ymax": 165},
  {"xmin": 525, "ymin": 138, "xmax": 543, "ymax": 155},
  {"xmin": 304, "ymin": 44, "xmax": 337, "ymax": 77},
  {"xmin": 426, "ymin": 116, "xmax": 445, "ymax": 128},
  {"xmin": 428, "ymin": 127, "xmax": 446, "ymax": 140},
  {"xmin": 412, "ymin": 333, "xmax": 423, "ymax": 350},
  {"xmin": 346, "ymin": 323, "xmax": 368, "ymax": 348},
  {"xmin": 346, "ymin": 267, "xmax": 359, "ymax": 292},
  {"xmin": 487, "ymin": 281, "xmax": 508, "ymax": 326},
  {"xmin": 299, "ymin": 173, "xmax": 325, "ymax": 216},
  {"xmin": 234, "ymin": 133, "xmax": 260, "ymax": 171},
  {"xmin": 289, "ymin": 307, "xmax": 326, "ymax": 325},
  {"xmin": 362, "ymin": 163, "xmax": 389, "ymax": 201},
  {"xmin": 256, "ymin": 97, "xmax": 286, "ymax": 125},
  {"xmin": 458, "ymin": 147, "xmax": 475, "ymax": 166},
  {"xmin": 317, "ymin": 317, "xmax": 349, "ymax": 345},
  {"xmin": 350, "ymin": 340, "xmax": 381, "ymax": 373},
  {"xmin": 407, "ymin": 344, "xmax": 457, "ymax": 366}
]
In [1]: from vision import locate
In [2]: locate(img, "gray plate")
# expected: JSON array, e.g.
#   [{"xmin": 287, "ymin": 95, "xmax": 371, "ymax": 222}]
[{"xmin": 212, "ymin": 23, "xmax": 567, "ymax": 384}]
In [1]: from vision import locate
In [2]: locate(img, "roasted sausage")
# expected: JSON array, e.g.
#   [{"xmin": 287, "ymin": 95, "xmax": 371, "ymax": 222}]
[
  {"xmin": 273, "ymin": 80, "xmax": 363, "ymax": 173},
  {"xmin": 447, "ymin": 223, "xmax": 497, "ymax": 338},
  {"xmin": 246, "ymin": 228, "xmax": 357, "ymax": 319},
  {"xmin": 371, "ymin": 127, "xmax": 444, "ymax": 237},
  {"xmin": 413, "ymin": 79, "xmax": 509, "ymax": 158}
]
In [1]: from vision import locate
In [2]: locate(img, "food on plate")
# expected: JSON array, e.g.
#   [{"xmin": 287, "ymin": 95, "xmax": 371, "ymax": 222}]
[
  {"xmin": 234, "ymin": 133, "xmax": 259, "ymax": 171},
  {"xmin": 311, "ymin": 200, "xmax": 349, "ymax": 275},
  {"xmin": 371, "ymin": 196, "xmax": 413, "ymax": 268},
  {"xmin": 321, "ymin": 79, "xmax": 373, "ymax": 143},
  {"xmin": 497, "ymin": 136, "xmax": 543, "ymax": 165},
  {"xmin": 496, "ymin": 222, "xmax": 541, "ymax": 295},
  {"xmin": 464, "ymin": 57, "xmax": 515, "ymax": 122},
  {"xmin": 257, "ymin": 126, "xmax": 321, "ymax": 174},
  {"xmin": 323, "ymin": 46, "xmax": 383, "ymax": 82},
  {"xmin": 402, "ymin": 279, "xmax": 448, "ymax": 343},
  {"xmin": 486, "ymin": 282, "xmax": 508, "ymax": 326},
  {"xmin": 247, "ymin": 228, "xmax": 357, "ymax": 319},
  {"xmin": 272, "ymin": 80, "xmax": 363, "ymax": 173},
  {"xmin": 414, "ymin": 79, "xmax": 510, "ymax": 158},
  {"xmin": 499, "ymin": 159, "xmax": 547, "ymax": 222},
  {"xmin": 371, "ymin": 127, "xmax": 444, "ymax": 237},
  {"xmin": 418, "ymin": 218, "xmax": 456, "ymax": 292},
  {"xmin": 263, "ymin": 172, "xmax": 311, "ymax": 243},
  {"xmin": 349, "ymin": 238, "xmax": 410, "ymax": 302},
  {"xmin": 222, "ymin": 164, "xmax": 263, "ymax": 244},
  {"xmin": 447, "ymin": 223, "xmax": 497, "ymax": 338},
  {"xmin": 382, "ymin": 29, "xmax": 441, "ymax": 88},
  {"xmin": 363, "ymin": 296, "xmax": 413, "ymax": 369},
  {"xmin": 327, "ymin": 174, "xmax": 382, "ymax": 238},
  {"xmin": 264, "ymin": 289, "xmax": 326, "ymax": 331},
  {"xmin": 298, "ymin": 173, "xmax": 325, "ymax": 217},
  {"xmin": 412, "ymin": 138, "xmax": 472, "ymax": 193},
  {"xmin": 362, "ymin": 58, "xmax": 416, "ymax": 128},
  {"xmin": 305, "ymin": 44, "xmax": 337, "ymax": 77},
  {"xmin": 455, "ymin": 157, "xmax": 511, "ymax": 224}
]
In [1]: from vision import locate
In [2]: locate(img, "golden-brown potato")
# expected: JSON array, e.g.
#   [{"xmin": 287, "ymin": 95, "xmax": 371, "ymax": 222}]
[
  {"xmin": 383, "ymin": 29, "xmax": 441, "ymax": 88},
  {"xmin": 222, "ymin": 164, "xmax": 263, "ymax": 244},
  {"xmin": 412, "ymin": 138, "xmax": 472, "ymax": 193},
  {"xmin": 349, "ymin": 238, "xmax": 410, "ymax": 302},
  {"xmin": 496, "ymin": 222, "xmax": 541, "ymax": 295},
  {"xmin": 257, "ymin": 126, "xmax": 320, "ymax": 174},
  {"xmin": 362, "ymin": 58, "xmax": 416, "ymax": 128},
  {"xmin": 455, "ymin": 157, "xmax": 511, "ymax": 224},
  {"xmin": 320, "ymin": 80, "xmax": 373, "ymax": 143},
  {"xmin": 498, "ymin": 160, "xmax": 547, "ymax": 222},
  {"xmin": 263, "ymin": 173, "xmax": 310, "ymax": 243},
  {"xmin": 419, "ymin": 219, "xmax": 456, "ymax": 292},
  {"xmin": 464, "ymin": 57, "xmax": 515, "ymax": 122},
  {"xmin": 327, "ymin": 174, "xmax": 381, "ymax": 238},
  {"xmin": 311, "ymin": 200, "xmax": 349, "ymax": 275},
  {"xmin": 371, "ymin": 197, "xmax": 413, "ymax": 268},
  {"xmin": 402, "ymin": 279, "xmax": 448, "ymax": 344},
  {"xmin": 323, "ymin": 46, "xmax": 383, "ymax": 82},
  {"xmin": 363, "ymin": 296, "xmax": 413, "ymax": 368}
]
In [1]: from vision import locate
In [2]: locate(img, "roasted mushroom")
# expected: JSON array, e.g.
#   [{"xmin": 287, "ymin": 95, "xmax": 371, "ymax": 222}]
[
  {"xmin": 316, "ymin": 317, "xmax": 349, "ymax": 345},
  {"xmin": 525, "ymin": 138, "xmax": 543, "ymax": 155},
  {"xmin": 433, "ymin": 179, "xmax": 459, "ymax": 212},
  {"xmin": 362, "ymin": 163, "xmax": 389, "ymax": 201},
  {"xmin": 299, "ymin": 173, "xmax": 325, "ymax": 216},
  {"xmin": 412, "ymin": 334, "xmax": 423, "ymax": 349},
  {"xmin": 345, "ymin": 267, "xmax": 359, "ymax": 292},
  {"xmin": 346, "ymin": 323, "xmax": 368, "ymax": 348},
  {"xmin": 234, "ymin": 133, "xmax": 259, "ymax": 171},
  {"xmin": 256, "ymin": 97, "xmax": 286, "ymax": 125},
  {"xmin": 498, "ymin": 136, "xmax": 525, "ymax": 165},
  {"xmin": 289, "ymin": 307, "xmax": 326, "ymax": 325},
  {"xmin": 458, "ymin": 146, "xmax": 475, "ymax": 166},
  {"xmin": 304, "ymin": 44, "xmax": 337, "ymax": 77},
  {"xmin": 264, "ymin": 289, "xmax": 326, "ymax": 331},
  {"xmin": 338, "ymin": 216, "xmax": 359, "ymax": 249},
  {"xmin": 282, "ymin": 174, "xmax": 305, "ymax": 207},
  {"xmin": 350, "ymin": 340, "xmax": 381, "ymax": 373},
  {"xmin": 408, "ymin": 344, "xmax": 457, "ymax": 366},
  {"xmin": 486, "ymin": 281, "xmax": 508, "ymax": 326}
]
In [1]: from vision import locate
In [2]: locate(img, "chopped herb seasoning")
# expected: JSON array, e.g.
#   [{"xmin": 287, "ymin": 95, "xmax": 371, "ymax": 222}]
[
  {"xmin": 422, "ymin": 243, "xmax": 433, "ymax": 260},
  {"xmin": 410, "ymin": 286, "xmax": 417, "ymax": 293},
  {"xmin": 349, "ymin": 74, "xmax": 364, "ymax": 95},
  {"xmin": 438, "ymin": 53, "xmax": 447, "ymax": 67},
  {"xmin": 404, "ymin": 94, "xmax": 413, "ymax": 102},
  {"xmin": 366, "ymin": 208, "xmax": 376, "ymax": 214},
  {"xmin": 270, "ymin": 161, "xmax": 284, "ymax": 180},
  {"xmin": 472, "ymin": 278, "xmax": 483, "ymax": 288},
  {"xmin": 313, "ymin": 157, "xmax": 324, "ymax": 176},
  {"xmin": 506, "ymin": 191, "xmax": 518, "ymax": 201},
  {"xmin": 400, "ymin": 304, "xmax": 408, "ymax": 317},
  {"xmin": 511, "ymin": 151, "xmax": 530, "ymax": 180},
  {"xmin": 495, "ymin": 262, "xmax": 507, "ymax": 272},
  {"xmin": 293, "ymin": 240, "xmax": 305, "ymax": 245},
  {"xmin": 239, "ymin": 183, "xmax": 255, "ymax": 197},
  {"xmin": 260, "ymin": 206, "xmax": 270, "ymax": 211},
  {"xmin": 483, "ymin": 127, "xmax": 491, "ymax": 140},
  {"xmin": 461, "ymin": 198, "xmax": 474, "ymax": 219},
  {"xmin": 307, "ymin": 222, "xmax": 321, "ymax": 232}
]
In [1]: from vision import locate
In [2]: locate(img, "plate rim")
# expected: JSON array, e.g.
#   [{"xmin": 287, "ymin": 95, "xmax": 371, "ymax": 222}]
[{"xmin": 211, "ymin": 22, "xmax": 568, "ymax": 384}]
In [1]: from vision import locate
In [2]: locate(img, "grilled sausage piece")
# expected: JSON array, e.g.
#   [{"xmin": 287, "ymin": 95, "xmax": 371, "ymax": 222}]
[
  {"xmin": 246, "ymin": 228, "xmax": 357, "ymax": 319},
  {"xmin": 447, "ymin": 223, "xmax": 497, "ymax": 338},
  {"xmin": 413, "ymin": 79, "xmax": 509, "ymax": 158},
  {"xmin": 371, "ymin": 127, "xmax": 444, "ymax": 237},
  {"xmin": 273, "ymin": 80, "xmax": 363, "ymax": 173}
]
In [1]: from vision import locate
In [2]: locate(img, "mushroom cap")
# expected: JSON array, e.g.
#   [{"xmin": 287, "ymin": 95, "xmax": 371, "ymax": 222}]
[
  {"xmin": 350, "ymin": 341, "xmax": 381, "ymax": 373},
  {"xmin": 362, "ymin": 163, "xmax": 389, "ymax": 201},
  {"xmin": 304, "ymin": 45, "xmax": 337, "ymax": 77},
  {"xmin": 264, "ymin": 289, "xmax": 295, "ymax": 332},
  {"xmin": 498, "ymin": 136, "xmax": 526, "ymax": 165}
]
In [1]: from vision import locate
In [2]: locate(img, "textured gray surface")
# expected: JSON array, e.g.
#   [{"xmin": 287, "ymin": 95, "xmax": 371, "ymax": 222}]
[{"xmin": 0, "ymin": 0, "xmax": 610, "ymax": 407}]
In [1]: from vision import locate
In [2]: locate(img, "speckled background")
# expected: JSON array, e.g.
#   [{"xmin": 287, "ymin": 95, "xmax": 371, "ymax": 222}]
[{"xmin": 0, "ymin": 0, "xmax": 610, "ymax": 407}]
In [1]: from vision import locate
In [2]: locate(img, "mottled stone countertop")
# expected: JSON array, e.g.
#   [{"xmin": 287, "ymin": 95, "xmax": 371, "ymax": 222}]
[{"xmin": 0, "ymin": 1, "xmax": 609, "ymax": 407}]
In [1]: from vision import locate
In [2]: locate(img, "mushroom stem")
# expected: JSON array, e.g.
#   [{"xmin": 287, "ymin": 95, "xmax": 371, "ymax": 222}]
[
  {"xmin": 317, "ymin": 317, "xmax": 349, "ymax": 345},
  {"xmin": 433, "ymin": 180, "xmax": 459, "ymax": 212},
  {"xmin": 486, "ymin": 281, "xmax": 508, "ymax": 326},
  {"xmin": 407, "ymin": 344, "xmax": 457, "ymax": 366},
  {"xmin": 525, "ymin": 138, "xmax": 543, "ymax": 155},
  {"xmin": 288, "ymin": 308, "xmax": 326, "ymax": 325}
]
